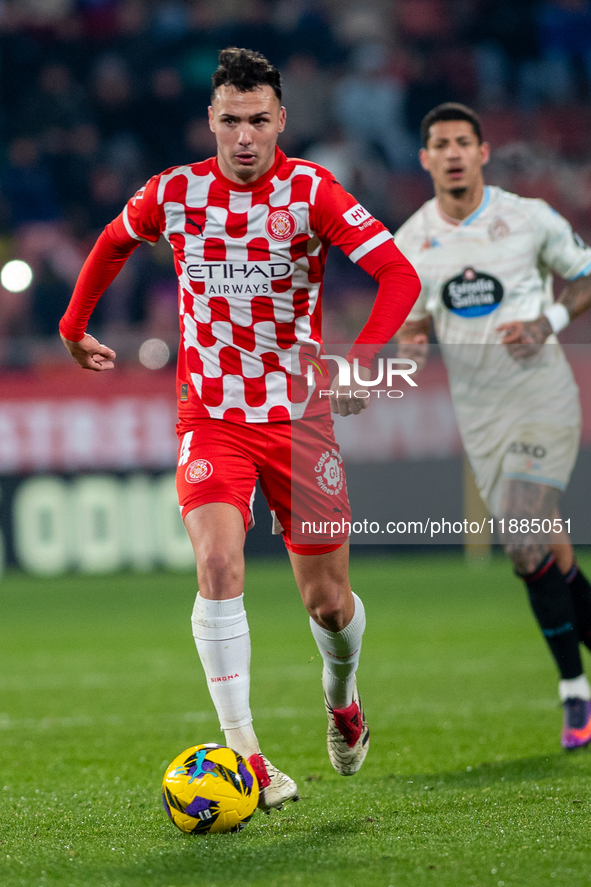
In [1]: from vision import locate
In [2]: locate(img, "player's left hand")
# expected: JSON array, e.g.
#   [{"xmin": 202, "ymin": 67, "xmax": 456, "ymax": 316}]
[
  {"xmin": 496, "ymin": 316, "xmax": 553, "ymax": 360},
  {"xmin": 329, "ymin": 363, "xmax": 373, "ymax": 417}
]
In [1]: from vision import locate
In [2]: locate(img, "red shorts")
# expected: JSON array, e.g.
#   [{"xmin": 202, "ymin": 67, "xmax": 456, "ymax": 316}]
[{"xmin": 176, "ymin": 415, "xmax": 351, "ymax": 555}]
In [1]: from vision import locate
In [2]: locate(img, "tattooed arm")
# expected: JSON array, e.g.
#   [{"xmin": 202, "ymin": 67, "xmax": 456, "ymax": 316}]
[{"xmin": 496, "ymin": 275, "xmax": 591, "ymax": 359}]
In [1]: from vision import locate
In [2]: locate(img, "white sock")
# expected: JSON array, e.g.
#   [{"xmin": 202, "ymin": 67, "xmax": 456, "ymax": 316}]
[
  {"xmin": 309, "ymin": 592, "xmax": 366, "ymax": 709},
  {"xmin": 191, "ymin": 593, "xmax": 260, "ymax": 757},
  {"xmin": 559, "ymin": 674, "xmax": 591, "ymax": 702},
  {"xmin": 223, "ymin": 724, "xmax": 260, "ymax": 758}
]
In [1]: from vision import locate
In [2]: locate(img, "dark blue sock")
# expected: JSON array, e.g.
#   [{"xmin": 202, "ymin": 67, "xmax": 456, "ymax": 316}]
[
  {"xmin": 521, "ymin": 555, "xmax": 582, "ymax": 680},
  {"xmin": 565, "ymin": 564, "xmax": 591, "ymax": 652}
]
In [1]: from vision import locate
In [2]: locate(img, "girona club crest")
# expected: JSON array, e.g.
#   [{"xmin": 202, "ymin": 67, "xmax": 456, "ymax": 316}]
[
  {"xmin": 265, "ymin": 209, "xmax": 297, "ymax": 242},
  {"xmin": 185, "ymin": 459, "xmax": 213, "ymax": 484}
]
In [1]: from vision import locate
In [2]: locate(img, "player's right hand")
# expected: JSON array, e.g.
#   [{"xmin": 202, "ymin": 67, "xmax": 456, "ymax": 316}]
[
  {"xmin": 396, "ymin": 333, "xmax": 428, "ymax": 371},
  {"xmin": 329, "ymin": 366, "xmax": 372, "ymax": 417},
  {"xmin": 60, "ymin": 332, "xmax": 116, "ymax": 371}
]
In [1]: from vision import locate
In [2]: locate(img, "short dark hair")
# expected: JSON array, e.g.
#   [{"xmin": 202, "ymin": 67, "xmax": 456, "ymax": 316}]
[
  {"xmin": 420, "ymin": 102, "xmax": 483, "ymax": 146},
  {"xmin": 211, "ymin": 47, "xmax": 282, "ymax": 102}
]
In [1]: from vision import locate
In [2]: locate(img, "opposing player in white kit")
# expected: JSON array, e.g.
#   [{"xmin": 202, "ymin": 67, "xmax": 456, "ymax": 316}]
[
  {"xmin": 59, "ymin": 48, "xmax": 420, "ymax": 806},
  {"xmin": 396, "ymin": 102, "xmax": 591, "ymax": 749}
]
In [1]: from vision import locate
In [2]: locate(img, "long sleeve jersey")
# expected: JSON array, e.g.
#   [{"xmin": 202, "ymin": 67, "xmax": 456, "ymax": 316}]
[{"xmin": 61, "ymin": 148, "xmax": 420, "ymax": 423}]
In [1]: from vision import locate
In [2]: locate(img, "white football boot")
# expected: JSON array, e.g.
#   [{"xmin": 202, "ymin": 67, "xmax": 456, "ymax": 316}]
[
  {"xmin": 248, "ymin": 753, "xmax": 299, "ymax": 812},
  {"xmin": 324, "ymin": 678, "xmax": 370, "ymax": 776}
]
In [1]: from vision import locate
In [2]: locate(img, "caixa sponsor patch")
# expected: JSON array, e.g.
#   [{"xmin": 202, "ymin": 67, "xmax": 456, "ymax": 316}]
[{"xmin": 441, "ymin": 267, "xmax": 503, "ymax": 317}]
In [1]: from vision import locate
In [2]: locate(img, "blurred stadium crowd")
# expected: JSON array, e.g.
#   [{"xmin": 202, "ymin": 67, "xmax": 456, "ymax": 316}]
[{"xmin": 2, "ymin": 0, "xmax": 591, "ymax": 363}]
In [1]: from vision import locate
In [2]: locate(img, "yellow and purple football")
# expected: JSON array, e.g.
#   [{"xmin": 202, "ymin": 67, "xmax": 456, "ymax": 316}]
[{"xmin": 162, "ymin": 743, "xmax": 259, "ymax": 834}]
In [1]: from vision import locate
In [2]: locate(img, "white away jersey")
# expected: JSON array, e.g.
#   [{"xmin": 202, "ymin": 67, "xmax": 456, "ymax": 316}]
[
  {"xmin": 124, "ymin": 148, "xmax": 392, "ymax": 424},
  {"xmin": 395, "ymin": 186, "xmax": 590, "ymax": 453}
]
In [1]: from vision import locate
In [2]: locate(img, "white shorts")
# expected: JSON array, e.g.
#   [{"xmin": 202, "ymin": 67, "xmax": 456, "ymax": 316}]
[{"xmin": 467, "ymin": 421, "xmax": 580, "ymax": 517}]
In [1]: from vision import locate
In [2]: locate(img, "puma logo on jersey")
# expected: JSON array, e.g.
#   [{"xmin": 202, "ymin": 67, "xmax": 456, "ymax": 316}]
[{"xmin": 186, "ymin": 218, "xmax": 205, "ymax": 236}]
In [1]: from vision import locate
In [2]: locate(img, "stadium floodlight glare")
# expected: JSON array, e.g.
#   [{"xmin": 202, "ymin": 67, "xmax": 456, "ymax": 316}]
[
  {"xmin": 1, "ymin": 260, "xmax": 33, "ymax": 293},
  {"xmin": 139, "ymin": 337, "xmax": 170, "ymax": 370}
]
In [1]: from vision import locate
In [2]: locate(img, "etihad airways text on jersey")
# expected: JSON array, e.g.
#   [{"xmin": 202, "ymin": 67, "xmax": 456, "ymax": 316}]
[{"xmin": 186, "ymin": 262, "xmax": 292, "ymax": 281}]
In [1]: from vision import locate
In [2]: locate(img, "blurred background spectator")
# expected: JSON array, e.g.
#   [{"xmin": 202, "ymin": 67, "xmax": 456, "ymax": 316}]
[{"xmin": 0, "ymin": 0, "xmax": 591, "ymax": 366}]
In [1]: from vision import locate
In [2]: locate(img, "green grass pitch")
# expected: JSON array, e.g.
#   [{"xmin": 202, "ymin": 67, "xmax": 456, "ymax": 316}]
[{"xmin": 2, "ymin": 552, "xmax": 591, "ymax": 887}]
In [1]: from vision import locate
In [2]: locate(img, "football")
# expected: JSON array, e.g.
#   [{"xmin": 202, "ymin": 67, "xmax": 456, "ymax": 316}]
[{"xmin": 162, "ymin": 743, "xmax": 259, "ymax": 834}]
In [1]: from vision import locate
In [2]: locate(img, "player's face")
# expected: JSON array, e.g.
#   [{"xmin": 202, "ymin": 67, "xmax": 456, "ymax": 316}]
[
  {"xmin": 419, "ymin": 121, "xmax": 489, "ymax": 195},
  {"xmin": 208, "ymin": 85, "xmax": 286, "ymax": 184}
]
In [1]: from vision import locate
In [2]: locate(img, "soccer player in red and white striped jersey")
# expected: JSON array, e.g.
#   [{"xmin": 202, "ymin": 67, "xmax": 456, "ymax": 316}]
[{"xmin": 60, "ymin": 48, "xmax": 420, "ymax": 808}]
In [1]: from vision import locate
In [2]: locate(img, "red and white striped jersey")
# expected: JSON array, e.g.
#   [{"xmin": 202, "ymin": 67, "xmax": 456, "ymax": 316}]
[{"xmin": 123, "ymin": 148, "xmax": 394, "ymax": 423}]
